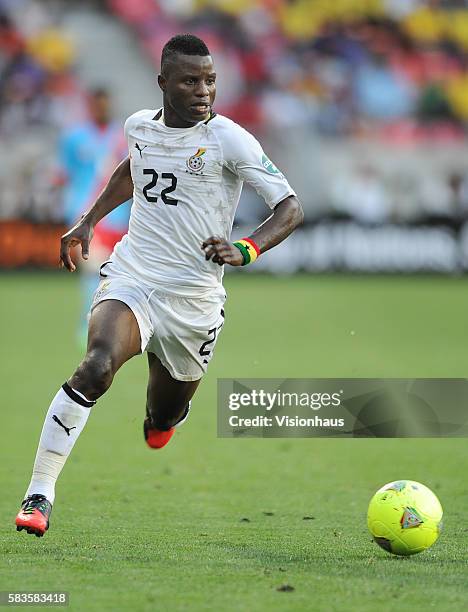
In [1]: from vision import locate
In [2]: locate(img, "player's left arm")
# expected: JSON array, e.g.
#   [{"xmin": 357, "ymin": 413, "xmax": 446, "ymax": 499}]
[
  {"xmin": 202, "ymin": 122, "xmax": 303, "ymax": 266},
  {"xmin": 202, "ymin": 195, "xmax": 303, "ymax": 266}
]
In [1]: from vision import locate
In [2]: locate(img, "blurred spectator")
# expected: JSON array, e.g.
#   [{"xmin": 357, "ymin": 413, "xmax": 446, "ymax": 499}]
[
  {"xmin": 329, "ymin": 164, "xmax": 391, "ymax": 225},
  {"xmin": 106, "ymin": 0, "xmax": 468, "ymax": 140},
  {"xmin": 447, "ymin": 172, "xmax": 468, "ymax": 220},
  {"xmin": 0, "ymin": 13, "xmax": 24, "ymax": 61},
  {"xmin": 5, "ymin": 0, "xmax": 468, "ymax": 228},
  {"xmin": 0, "ymin": 4, "xmax": 83, "ymax": 138},
  {"xmin": 354, "ymin": 52, "xmax": 416, "ymax": 121},
  {"xmin": 6, "ymin": 1, "xmax": 468, "ymax": 141},
  {"xmin": 417, "ymin": 173, "xmax": 455, "ymax": 221}
]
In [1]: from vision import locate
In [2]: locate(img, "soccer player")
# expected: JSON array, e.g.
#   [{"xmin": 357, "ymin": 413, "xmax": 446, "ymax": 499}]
[
  {"xmin": 15, "ymin": 34, "xmax": 303, "ymax": 537},
  {"xmin": 57, "ymin": 88, "xmax": 131, "ymax": 346}
]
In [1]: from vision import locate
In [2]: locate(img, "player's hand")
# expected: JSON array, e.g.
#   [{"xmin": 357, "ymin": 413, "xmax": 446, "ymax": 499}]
[
  {"xmin": 201, "ymin": 236, "xmax": 244, "ymax": 267},
  {"xmin": 59, "ymin": 217, "xmax": 94, "ymax": 272}
]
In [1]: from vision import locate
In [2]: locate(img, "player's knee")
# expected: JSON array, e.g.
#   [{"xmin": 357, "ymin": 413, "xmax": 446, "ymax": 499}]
[{"xmin": 71, "ymin": 348, "xmax": 115, "ymax": 400}]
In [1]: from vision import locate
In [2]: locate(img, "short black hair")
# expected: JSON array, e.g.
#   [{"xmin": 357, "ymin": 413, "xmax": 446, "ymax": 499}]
[
  {"xmin": 161, "ymin": 34, "xmax": 210, "ymax": 74},
  {"xmin": 89, "ymin": 86, "xmax": 110, "ymax": 98}
]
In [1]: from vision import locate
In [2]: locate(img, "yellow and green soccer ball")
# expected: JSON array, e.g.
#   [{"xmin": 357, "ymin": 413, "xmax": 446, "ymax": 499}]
[{"xmin": 367, "ymin": 480, "xmax": 443, "ymax": 556}]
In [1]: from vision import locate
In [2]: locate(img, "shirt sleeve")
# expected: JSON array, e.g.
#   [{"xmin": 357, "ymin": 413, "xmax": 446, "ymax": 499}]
[
  {"xmin": 124, "ymin": 114, "xmax": 134, "ymax": 152},
  {"xmin": 219, "ymin": 120, "xmax": 296, "ymax": 209},
  {"xmin": 124, "ymin": 109, "xmax": 155, "ymax": 153}
]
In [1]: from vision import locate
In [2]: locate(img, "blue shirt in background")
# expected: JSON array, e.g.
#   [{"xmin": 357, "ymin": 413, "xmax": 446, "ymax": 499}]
[{"xmin": 59, "ymin": 121, "xmax": 131, "ymax": 230}]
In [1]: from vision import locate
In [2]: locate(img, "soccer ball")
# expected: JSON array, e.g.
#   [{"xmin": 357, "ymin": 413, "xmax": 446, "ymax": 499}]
[{"xmin": 367, "ymin": 480, "xmax": 443, "ymax": 556}]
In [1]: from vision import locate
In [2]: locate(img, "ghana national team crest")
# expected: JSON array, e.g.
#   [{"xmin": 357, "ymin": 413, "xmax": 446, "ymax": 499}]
[{"xmin": 186, "ymin": 147, "xmax": 206, "ymax": 174}]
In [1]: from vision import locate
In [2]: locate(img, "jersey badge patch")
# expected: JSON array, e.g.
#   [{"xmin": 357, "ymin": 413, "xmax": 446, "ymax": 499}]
[
  {"xmin": 262, "ymin": 154, "xmax": 281, "ymax": 175},
  {"xmin": 186, "ymin": 148, "xmax": 206, "ymax": 173}
]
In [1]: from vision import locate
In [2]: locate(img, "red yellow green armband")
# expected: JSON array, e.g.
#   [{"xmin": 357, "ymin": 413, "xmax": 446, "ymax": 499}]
[{"xmin": 233, "ymin": 238, "xmax": 261, "ymax": 266}]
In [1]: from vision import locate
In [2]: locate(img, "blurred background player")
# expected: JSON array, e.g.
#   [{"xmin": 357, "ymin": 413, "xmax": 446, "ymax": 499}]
[{"xmin": 56, "ymin": 87, "xmax": 131, "ymax": 346}]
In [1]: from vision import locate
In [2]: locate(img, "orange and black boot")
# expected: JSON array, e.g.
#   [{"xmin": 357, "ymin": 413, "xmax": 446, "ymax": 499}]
[{"xmin": 15, "ymin": 494, "xmax": 52, "ymax": 537}]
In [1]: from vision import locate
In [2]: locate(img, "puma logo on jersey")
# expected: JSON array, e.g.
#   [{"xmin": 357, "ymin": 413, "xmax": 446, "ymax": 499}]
[
  {"xmin": 135, "ymin": 143, "xmax": 148, "ymax": 158},
  {"xmin": 52, "ymin": 415, "xmax": 77, "ymax": 436}
]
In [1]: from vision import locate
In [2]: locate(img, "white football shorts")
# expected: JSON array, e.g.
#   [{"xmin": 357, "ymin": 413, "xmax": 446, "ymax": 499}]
[{"xmin": 90, "ymin": 260, "xmax": 226, "ymax": 381}]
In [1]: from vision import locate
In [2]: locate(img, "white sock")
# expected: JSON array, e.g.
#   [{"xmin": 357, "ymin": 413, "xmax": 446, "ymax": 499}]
[
  {"xmin": 25, "ymin": 384, "xmax": 95, "ymax": 504},
  {"xmin": 174, "ymin": 401, "xmax": 191, "ymax": 428}
]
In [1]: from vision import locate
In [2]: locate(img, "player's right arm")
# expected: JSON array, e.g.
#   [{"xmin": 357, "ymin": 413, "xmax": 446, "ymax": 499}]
[{"xmin": 59, "ymin": 156, "xmax": 133, "ymax": 272}]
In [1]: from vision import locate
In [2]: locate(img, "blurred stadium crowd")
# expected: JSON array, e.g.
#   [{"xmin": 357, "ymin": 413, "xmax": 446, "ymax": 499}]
[
  {"xmin": 3, "ymin": 0, "xmax": 468, "ymax": 226},
  {"xmin": 108, "ymin": 0, "xmax": 468, "ymax": 137}
]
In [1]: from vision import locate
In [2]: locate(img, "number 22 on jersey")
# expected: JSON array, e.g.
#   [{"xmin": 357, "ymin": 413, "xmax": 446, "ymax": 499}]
[{"xmin": 142, "ymin": 169, "xmax": 178, "ymax": 206}]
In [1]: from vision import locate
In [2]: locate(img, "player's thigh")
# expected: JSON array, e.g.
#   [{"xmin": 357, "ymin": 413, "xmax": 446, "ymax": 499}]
[
  {"xmin": 146, "ymin": 352, "xmax": 201, "ymax": 412},
  {"xmin": 87, "ymin": 298, "xmax": 141, "ymax": 369}
]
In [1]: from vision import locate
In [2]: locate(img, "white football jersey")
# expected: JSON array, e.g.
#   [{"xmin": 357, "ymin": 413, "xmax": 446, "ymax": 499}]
[{"xmin": 111, "ymin": 108, "xmax": 296, "ymax": 296}]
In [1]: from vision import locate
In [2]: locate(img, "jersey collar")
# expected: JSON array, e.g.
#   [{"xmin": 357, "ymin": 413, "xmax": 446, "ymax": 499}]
[{"xmin": 152, "ymin": 108, "xmax": 217, "ymax": 126}]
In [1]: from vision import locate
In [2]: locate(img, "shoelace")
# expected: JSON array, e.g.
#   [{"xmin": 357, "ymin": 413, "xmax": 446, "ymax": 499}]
[{"xmin": 22, "ymin": 495, "xmax": 48, "ymax": 515}]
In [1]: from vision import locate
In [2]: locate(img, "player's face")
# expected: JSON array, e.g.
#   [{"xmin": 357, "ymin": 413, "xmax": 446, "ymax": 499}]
[
  {"xmin": 89, "ymin": 93, "xmax": 111, "ymax": 126},
  {"xmin": 159, "ymin": 54, "xmax": 216, "ymax": 127}
]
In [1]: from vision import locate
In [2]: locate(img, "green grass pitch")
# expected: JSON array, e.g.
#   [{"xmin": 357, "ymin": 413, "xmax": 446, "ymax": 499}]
[{"xmin": 1, "ymin": 272, "xmax": 467, "ymax": 611}]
